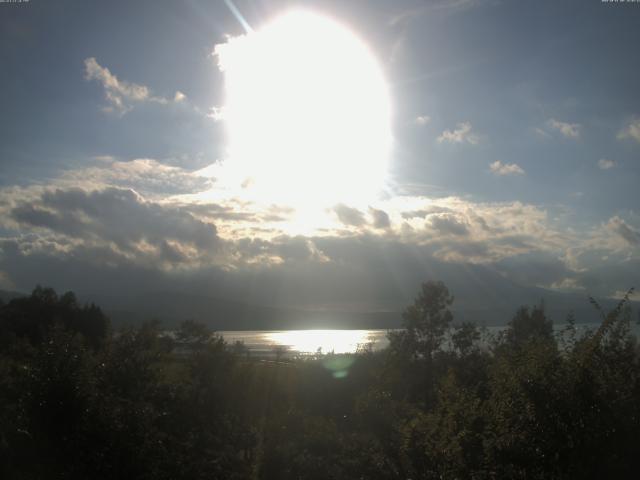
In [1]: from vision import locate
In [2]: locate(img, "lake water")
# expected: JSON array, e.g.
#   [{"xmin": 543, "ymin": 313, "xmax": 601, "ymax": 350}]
[
  {"xmin": 219, "ymin": 329, "xmax": 390, "ymax": 356},
  {"xmin": 219, "ymin": 323, "xmax": 625, "ymax": 356}
]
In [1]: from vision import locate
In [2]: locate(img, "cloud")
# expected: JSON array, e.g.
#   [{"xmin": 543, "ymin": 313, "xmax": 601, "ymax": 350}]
[
  {"xmin": 401, "ymin": 206, "xmax": 453, "ymax": 219},
  {"xmin": 496, "ymin": 252, "xmax": 577, "ymax": 289},
  {"xmin": 598, "ymin": 158, "xmax": 615, "ymax": 170},
  {"xmin": 60, "ymin": 158, "xmax": 213, "ymax": 197},
  {"xmin": 437, "ymin": 121, "xmax": 479, "ymax": 144},
  {"xmin": 234, "ymin": 236, "xmax": 329, "ymax": 265},
  {"xmin": 369, "ymin": 207, "xmax": 391, "ymax": 229},
  {"xmin": 8, "ymin": 187, "xmax": 221, "ymax": 268},
  {"xmin": 333, "ymin": 204, "xmax": 366, "ymax": 227},
  {"xmin": 207, "ymin": 106, "xmax": 225, "ymax": 121},
  {"xmin": 390, "ymin": 0, "xmax": 484, "ymax": 26},
  {"xmin": 84, "ymin": 57, "xmax": 185, "ymax": 114},
  {"xmin": 395, "ymin": 197, "xmax": 578, "ymax": 265},
  {"xmin": 611, "ymin": 289, "xmax": 640, "ymax": 302},
  {"xmin": 579, "ymin": 215, "xmax": 640, "ymax": 265},
  {"xmin": 534, "ymin": 127, "xmax": 551, "ymax": 139},
  {"xmin": 617, "ymin": 118, "xmax": 640, "ymax": 143},
  {"xmin": 1, "ymin": 184, "xmax": 636, "ymax": 312},
  {"xmin": 490, "ymin": 160, "xmax": 525, "ymax": 176},
  {"xmin": 428, "ymin": 213, "xmax": 469, "ymax": 236},
  {"xmin": 1, "ymin": 156, "xmax": 637, "ymax": 311},
  {"xmin": 607, "ymin": 216, "xmax": 640, "ymax": 246},
  {"xmin": 415, "ymin": 115, "xmax": 430, "ymax": 125},
  {"xmin": 546, "ymin": 118, "xmax": 581, "ymax": 139},
  {"xmin": 550, "ymin": 277, "xmax": 584, "ymax": 292},
  {"xmin": 0, "ymin": 232, "xmax": 562, "ymax": 314}
]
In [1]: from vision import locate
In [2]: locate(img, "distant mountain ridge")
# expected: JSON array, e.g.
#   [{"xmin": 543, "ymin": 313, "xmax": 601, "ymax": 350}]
[
  {"xmin": 83, "ymin": 288, "xmax": 636, "ymax": 331},
  {"xmin": 0, "ymin": 289, "xmax": 26, "ymax": 303},
  {"xmin": 3, "ymin": 286, "xmax": 635, "ymax": 331}
]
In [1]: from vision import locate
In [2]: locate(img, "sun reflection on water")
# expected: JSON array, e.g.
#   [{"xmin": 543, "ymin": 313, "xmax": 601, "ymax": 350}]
[{"xmin": 265, "ymin": 329, "xmax": 376, "ymax": 355}]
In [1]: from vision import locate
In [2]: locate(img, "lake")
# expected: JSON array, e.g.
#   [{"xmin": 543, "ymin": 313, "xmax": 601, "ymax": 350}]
[
  {"xmin": 219, "ymin": 329, "xmax": 390, "ymax": 356},
  {"xmin": 219, "ymin": 323, "xmax": 621, "ymax": 356}
]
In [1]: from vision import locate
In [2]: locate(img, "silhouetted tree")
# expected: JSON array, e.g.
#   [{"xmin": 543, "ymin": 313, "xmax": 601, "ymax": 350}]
[
  {"xmin": 504, "ymin": 303, "xmax": 553, "ymax": 348},
  {"xmin": 452, "ymin": 321, "xmax": 481, "ymax": 357},
  {"xmin": 0, "ymin": 286, "xmax": 109, "ymax": 348},
  {"xmin": 388, "ymin": 281, "xmax": 454, "ymax": 361},
  {"xmin": 175, "ymin": 318, "xmax": 211, "ymax": 344}
]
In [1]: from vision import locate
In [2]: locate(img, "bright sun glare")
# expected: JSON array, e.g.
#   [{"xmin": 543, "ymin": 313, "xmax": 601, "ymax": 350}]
[
  {"xmin": 266, "ymin": 329, "xmax": 373, "ymax": 355},
  {"xmin": 216, "ymin": 10, "xmax": 392, "ymax": 208}
]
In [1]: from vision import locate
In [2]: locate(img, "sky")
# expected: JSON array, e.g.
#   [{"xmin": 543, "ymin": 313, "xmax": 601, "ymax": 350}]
[{"xmin": 1, "ymin": 0, "xmax": 639, "ymax": 316}]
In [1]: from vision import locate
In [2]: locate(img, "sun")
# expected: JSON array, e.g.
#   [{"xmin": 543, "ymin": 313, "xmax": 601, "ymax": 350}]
[{"xmin": 215, "ymin": 10, "xmax": 392, "ymax": 208}]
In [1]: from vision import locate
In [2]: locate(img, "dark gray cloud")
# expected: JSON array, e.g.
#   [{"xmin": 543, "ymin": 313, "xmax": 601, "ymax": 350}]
[
  {"xmin": 333, "ymin": 204, "xmax": 366, "ymax": 227},
  {"xmin": 429, "ymin": 213, "xmax": 469, "ymax": 236},
  {"xmin": 233, "ymin": 236, "xmax": 326, "ymax": 264},
  {"xmin": 369, "ymin": 207, "xmax": 391, "ymax": 229},
  {"xmin": 495, "ymin": 253, "xmax": 576, "ymax": 288},
  {"xmin": 183, "ymin": 202, "xmax": 294, "ymax": 223},
  {"xmin": 432, "ymin": 239, "xmax": 490, "ymax": 261},
  {"xmin": 9, "ymin": 187, "xmax": 220, "ymax": 265},
  {"xmin": 0, "ymin": 232, "xmax": 516, "ymax": 311},
  {"xmin": 572, "ymin": 259, "xmax": 640, "ymax": 296},
  {"xmin": 183, "ymin": 202, "xmax": 258, "ymax": 222}
]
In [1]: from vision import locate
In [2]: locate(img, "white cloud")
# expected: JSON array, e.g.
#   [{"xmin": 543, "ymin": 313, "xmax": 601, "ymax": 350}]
[
  {"xmin": 84, "ymin": 57, "xmax": 185, "ymax": 114},
  {"xmin": 415, "ymin": 115, "xmax": 430, "ymax": 125},
  {"xmin": 598, "ymin": 158, "xmax": 615, "ymax": 170},
  {"xmin": 607, "ymin": 216, "xmax": 640, "ymax": 246},
  {"xmin": 60, "ymin": 157, "xmax": 213, "ymax": 197},
  {"xmin": 611, "ymin": 289, "xmax": 640, "ymax": 301},
  {"xmin": 547, "ymin": 118, "xmax": 581, "ymax": 139},
  {"xmin": 617, "ymin": 118, "xmax": 640, "ymax": 143},
  {"xmin": 490, "ymin": 160, "xmax": 525, "ymax": 176},
  {"xmin": 436, "ymin": 121, "xmax": 479, "ymax": 144},
  {"xmin": 207, "ymin": 106, "xmax": 225, "ymax": 121},
  {"xmin": 534, "ymin": 127, "xmax": 551, "ymax": 138},
  {"xmin": 550, "ymin": 277, "xmax": 584, "ymax": 292}
]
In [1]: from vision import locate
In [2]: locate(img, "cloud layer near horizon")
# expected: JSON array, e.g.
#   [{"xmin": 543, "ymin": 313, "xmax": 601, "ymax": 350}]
[{"xmin": 0, "ymin": 157, "xmax": 638, "ymax": 309}]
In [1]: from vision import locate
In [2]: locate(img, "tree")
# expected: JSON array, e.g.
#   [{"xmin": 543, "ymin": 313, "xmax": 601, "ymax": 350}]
[
  {"xmin": 452, "ymin": 321, "xmax": 481, "ymax": 357},
  {"xmin": 175, "ymin": 318, "xmax": 211, "ymax": 344},
  {"xmin": 504, "ymin": 303, "xmax": 553, "ymax": 348},
  {"xmin": 0, "ymin": 286, "xmax": 109, "ymax": 348},
  {"xmin": 389, "ymin": 281, "xmax": 454, "ymax": 361}
]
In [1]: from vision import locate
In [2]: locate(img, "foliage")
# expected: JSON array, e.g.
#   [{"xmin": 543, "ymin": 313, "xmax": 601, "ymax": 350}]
[
  {"xmin": 389, "ymin": 281, "xmax": 454, "ymax": 361},
  {"xmin": 1, "ymin": 283, "xmax": 639, "ymax": 479},
  {"xmin": 0, "ymin": 286, "xmax": 109, "ymax": 349}
]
